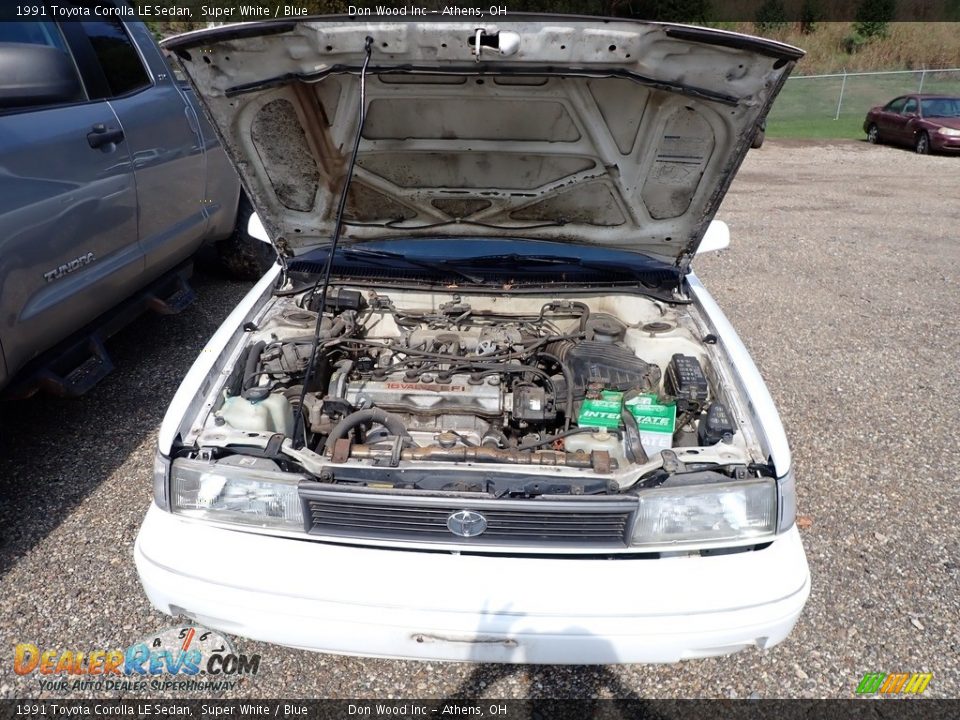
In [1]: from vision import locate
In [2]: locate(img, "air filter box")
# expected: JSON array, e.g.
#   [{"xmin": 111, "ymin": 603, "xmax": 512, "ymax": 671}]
[{"xmin": 546, "ymin": 340, "xmax": 660, "ymax": 399}]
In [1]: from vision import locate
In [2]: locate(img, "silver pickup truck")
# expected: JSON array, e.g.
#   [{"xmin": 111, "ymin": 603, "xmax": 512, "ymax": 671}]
[{"xmin": 0, "ymin": 16, "xmax": 269, "ymax": 398}]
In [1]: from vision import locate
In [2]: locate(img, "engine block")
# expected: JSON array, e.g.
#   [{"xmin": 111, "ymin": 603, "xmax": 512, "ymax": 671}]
[{"xmin": 344, "ymin": 372, "xmax": 505, "ymax": 418}]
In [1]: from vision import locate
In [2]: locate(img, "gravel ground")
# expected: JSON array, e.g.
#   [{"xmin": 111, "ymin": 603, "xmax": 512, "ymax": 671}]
[{"xmin": 1, "ymin": 140, "xmax": 958, "ymax": 700}]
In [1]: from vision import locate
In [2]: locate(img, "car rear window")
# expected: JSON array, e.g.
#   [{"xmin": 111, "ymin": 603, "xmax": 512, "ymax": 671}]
[{"xmin": 80, "ymin": 19, "xmax": 150, "ymax": 97}]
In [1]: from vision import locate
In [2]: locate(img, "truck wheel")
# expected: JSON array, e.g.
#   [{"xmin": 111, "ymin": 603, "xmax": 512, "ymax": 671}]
[
  {"xmin": 217, "ymin": 196, "xmax": 276, "ymax": 281},
  {"xmin": 750, "ymin": 126, "xmax": 765, "ymax": 149}
]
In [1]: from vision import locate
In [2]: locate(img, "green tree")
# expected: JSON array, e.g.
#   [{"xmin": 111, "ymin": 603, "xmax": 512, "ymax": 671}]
[
  {"xmin": 800, "ymin": 0, "xmax": 821, "ymax": 34},
  {"xmin": 843, "ymin": 0, "xmax": 895, "ymax": 53},
  {"xmin": 853, "ymin": 0, "xmax": 896, "ymax": 38},
  {"xmin": 754, "ymin": 0, "xmax": 788, "ymax": 33},
  {"xmin": 587, "ymin": 0, "xmax": 712, "ymax": 21}
]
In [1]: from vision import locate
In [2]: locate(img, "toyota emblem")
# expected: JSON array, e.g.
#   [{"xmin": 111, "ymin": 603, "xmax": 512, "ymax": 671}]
[{"xmin": 446, "ymin": 510, "xmax": 488, "ymax": 538}]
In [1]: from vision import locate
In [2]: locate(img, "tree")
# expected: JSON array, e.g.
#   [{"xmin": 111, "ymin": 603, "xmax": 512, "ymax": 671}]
[
  {"xmin": 844, "ymin": 0, "xmax": 896, "ymax": 53},
  {"xmin": 800, "ymin": 0, "xmax": 821, "ymax": 34},
  {"xmin": 853, "ymin": 0, "xmax": 896, "ymax": 39},
  {"xmin": 754, "ymin": 0, "xmax": 788, "ymax": 33},
  {"xmin": 607, "ymin": 0, "xmax": 711, "ymax": 22}
]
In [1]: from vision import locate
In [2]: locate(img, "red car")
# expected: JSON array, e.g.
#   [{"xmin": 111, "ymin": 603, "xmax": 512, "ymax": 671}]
[{"xmin": 864, "ymin": 94, "xmax": 960, "ymax": 154}]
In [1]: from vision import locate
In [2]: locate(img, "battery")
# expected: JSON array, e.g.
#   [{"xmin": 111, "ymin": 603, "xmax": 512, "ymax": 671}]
[
  {"xmin": 625, "ymin": 393, "xmax": 677, "ymax": 457},
  {"xmin": 577, "ymin": 391, "xmax": 623, "ymax": 430}
]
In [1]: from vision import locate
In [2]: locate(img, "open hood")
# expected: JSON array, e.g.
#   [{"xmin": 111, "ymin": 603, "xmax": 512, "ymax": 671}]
[{"xmin": 164, "ymin": 18, "xmax": 801, "ymax": 268}]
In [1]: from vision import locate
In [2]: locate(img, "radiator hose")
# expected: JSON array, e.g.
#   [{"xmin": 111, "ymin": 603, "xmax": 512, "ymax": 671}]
[
  {"xmin": 324, "ymin": 408, "xmax": 411, "ymax": 455},
  {"xmin": 241, "ymin": 341, "xmax": 267, "ymax": 400}
]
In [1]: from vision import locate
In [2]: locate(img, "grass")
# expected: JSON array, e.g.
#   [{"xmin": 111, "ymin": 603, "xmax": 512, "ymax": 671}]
[
  {"xmin": 734, "ymin": 22, "xmax": 960, "ymax": 75},
  {"xmin": 766, "ymin": 116, "xmax": 867, "ymax": 139},
  {"xmin": 719, "ymin": 22, "xmax": 960, "ymax": 139},
  {"xmin": 766, "ymin": 66, "xmax": 960, "ymax": 139}
]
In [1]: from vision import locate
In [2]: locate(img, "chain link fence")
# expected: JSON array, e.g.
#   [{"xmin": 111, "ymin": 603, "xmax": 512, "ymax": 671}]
[{"xmin": 768, "ymin": 68, "xmax": 960, "ymax": 137}]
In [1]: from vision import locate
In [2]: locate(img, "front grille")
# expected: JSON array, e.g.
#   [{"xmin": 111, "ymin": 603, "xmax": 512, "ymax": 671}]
[{"xmin": 300, "ymin": 485, "xmax": 636, "ymax": 548}]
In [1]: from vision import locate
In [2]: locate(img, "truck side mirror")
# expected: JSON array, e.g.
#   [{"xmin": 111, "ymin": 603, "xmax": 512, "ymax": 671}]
[{"xmin": 0, "ymin": 43, "xmax": 83, "ymax": 108}]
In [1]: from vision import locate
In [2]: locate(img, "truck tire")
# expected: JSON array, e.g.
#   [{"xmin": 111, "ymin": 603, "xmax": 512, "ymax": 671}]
[{"xmin": 217, "ymin": 196, "xmax": 276, "ymax": 281}]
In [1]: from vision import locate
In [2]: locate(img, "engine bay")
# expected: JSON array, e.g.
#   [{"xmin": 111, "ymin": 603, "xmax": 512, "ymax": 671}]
[{"xmin": 192, "ymin": 284, "xmax": 765, "ymax": 495}]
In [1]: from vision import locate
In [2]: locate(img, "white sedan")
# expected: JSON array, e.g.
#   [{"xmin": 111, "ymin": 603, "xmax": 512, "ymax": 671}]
[{"xmin": 136, "ymin": 18, "xmax": 810, "ymax": 663}]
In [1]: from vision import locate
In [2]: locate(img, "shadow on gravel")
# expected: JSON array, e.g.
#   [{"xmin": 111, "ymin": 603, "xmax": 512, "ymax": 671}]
[
  {"xmin": 0, "ymin": 267, "xmax": 252, "ymax": 577},
  {"xmin": 437, "ymin": 614, "xmax": 649, "ymax": 706},
  {"xmin": 444, "ymin": 662, "xmax": 649, "ymax": 708}
]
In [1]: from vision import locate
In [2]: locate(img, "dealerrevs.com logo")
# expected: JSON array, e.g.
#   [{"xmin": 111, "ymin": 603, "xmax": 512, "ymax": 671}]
[{"xmin": 13, "ymin": 625, "xmax": 260, "ymax": 693}]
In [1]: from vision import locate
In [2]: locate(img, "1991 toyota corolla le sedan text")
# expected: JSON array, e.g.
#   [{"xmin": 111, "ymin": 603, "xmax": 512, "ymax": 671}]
[{"xmin": 135, "ymin": 17, "xmax": 810, "ymax": 663}]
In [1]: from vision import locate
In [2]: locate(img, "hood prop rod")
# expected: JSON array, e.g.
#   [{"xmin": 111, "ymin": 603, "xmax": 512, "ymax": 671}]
[{"xmin": 292, "ymin": 36, "xmax": 374, "ymax": 449}]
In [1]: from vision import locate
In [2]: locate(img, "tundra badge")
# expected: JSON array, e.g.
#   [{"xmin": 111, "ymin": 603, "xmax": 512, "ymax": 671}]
[{"xmin": 44, "ymin": 252, "xmax": 95, "ymax": 282}]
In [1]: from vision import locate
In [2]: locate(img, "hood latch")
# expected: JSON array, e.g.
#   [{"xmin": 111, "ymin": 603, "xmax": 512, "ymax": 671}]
[{"xmin": 472, "ymin": 28, "xmax": 520, "ymax": 62}]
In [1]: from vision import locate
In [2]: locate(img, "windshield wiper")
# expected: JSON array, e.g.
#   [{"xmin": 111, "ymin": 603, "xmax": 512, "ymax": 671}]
[
  {"xmin": 449, "ymin": 253, "xmax": 665, "ymax": 276},
  {"xmin": 341, "ymin": 247, "xmax": 660, "ymax": 284},
  {"xmin": 439, "ymin": 253, "xmax": 683, "ymax": 297},
  {"xmin": 343, "ymin": 218, "xmax": 567, "ymax": 231},
  {"xmin": 339, "ymin": 247, "xmax": 486, "ymax": 285},
  {"xmin": 451, "ymin": 253, "xmax": 571, "ymax": 266}
]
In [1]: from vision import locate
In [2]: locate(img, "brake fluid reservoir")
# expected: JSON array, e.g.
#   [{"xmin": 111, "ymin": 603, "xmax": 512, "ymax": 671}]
[
  {"xmin": 565, "ymin": 428, "xmax": 626, "ymax": 466},
  {"xmin": 219, "ymin": 394, "xmax": 295, "ymax": 437}
]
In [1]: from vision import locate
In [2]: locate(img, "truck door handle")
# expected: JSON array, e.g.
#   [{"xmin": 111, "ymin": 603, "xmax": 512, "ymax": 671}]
[{"xmin": 87, "ymin": 124, "xmax": 125, "ymax": 149}]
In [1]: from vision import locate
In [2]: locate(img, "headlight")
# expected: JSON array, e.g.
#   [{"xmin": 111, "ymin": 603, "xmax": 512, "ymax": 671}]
[
  {"xmin": 153, "ymin": 451, "xmax": 172, "ymax": 511},
  {"xmin": 171, "ymin": 457, "xmax": 304, "ymax": 530},
  {"xmin": 631, "ymin": 479, "xmax": 776, "ymax": 548},
  {"xmin": 776, "ymin": 469, "xmax": 796, "ymax": 533},
  {"xmin": 938, "ymin": 127, "xmax": 960, "ymax": 137}
]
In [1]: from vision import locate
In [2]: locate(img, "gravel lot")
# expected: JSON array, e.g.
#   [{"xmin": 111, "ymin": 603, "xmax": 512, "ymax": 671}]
[{"xmin": 1, "ymin": 140, "xmax": 958, "ymax": 700}]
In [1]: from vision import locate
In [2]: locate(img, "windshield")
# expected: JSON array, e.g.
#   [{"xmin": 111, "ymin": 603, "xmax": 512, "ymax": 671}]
[
  {"xmin": 342, "ymin": 238, "xmax": 670, "ymax": 264},
  {"xmin": 286, "ymin": 238, "xmax": 681, "ymax": 299},
  {"xmin": 921, "ymin": 97, "xmax": 960, "ymax": 118},
  {"xmin": 298, "ymin": 237, "xmax": 674, "ymax": 271}
]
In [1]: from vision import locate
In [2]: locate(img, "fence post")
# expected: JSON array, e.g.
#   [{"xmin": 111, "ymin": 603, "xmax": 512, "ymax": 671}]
[
  {"xmin": 919, "ymin": 68, "xmax": 926, "ymax": 93},
  {"xmin": 835, "ymin": 69, "xmax": 847, "ymax": 120}
]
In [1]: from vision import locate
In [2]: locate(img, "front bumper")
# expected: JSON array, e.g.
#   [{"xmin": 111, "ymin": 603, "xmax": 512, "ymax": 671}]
[
  {"xmin": 931, "ymin": 133, "xmax": 960, "ymax": 152},
  {"xmin": 135, "ymin": 503, "xmax": 810, "ymax": 664}
]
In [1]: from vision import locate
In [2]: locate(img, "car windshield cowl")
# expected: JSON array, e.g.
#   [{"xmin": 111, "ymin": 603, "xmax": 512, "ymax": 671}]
[{"xmin": 284, "ymin": 238, "xmax": 683, "ymax": 298}]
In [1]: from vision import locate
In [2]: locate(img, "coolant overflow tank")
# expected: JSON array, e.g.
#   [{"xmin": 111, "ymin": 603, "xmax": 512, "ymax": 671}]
[
  {"xmin": 219, "ymin": 394, "xmax": 294, "ymax": 437},
  {"xmin": 565, "ymin": 429, "xmax": 626, "ymax": 467}
]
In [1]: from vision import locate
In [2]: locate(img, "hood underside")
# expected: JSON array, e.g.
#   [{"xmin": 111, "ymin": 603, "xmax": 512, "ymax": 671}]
[{"xmin": 164, "ymin": 18, "xmax": 801, "ymax": 267}]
